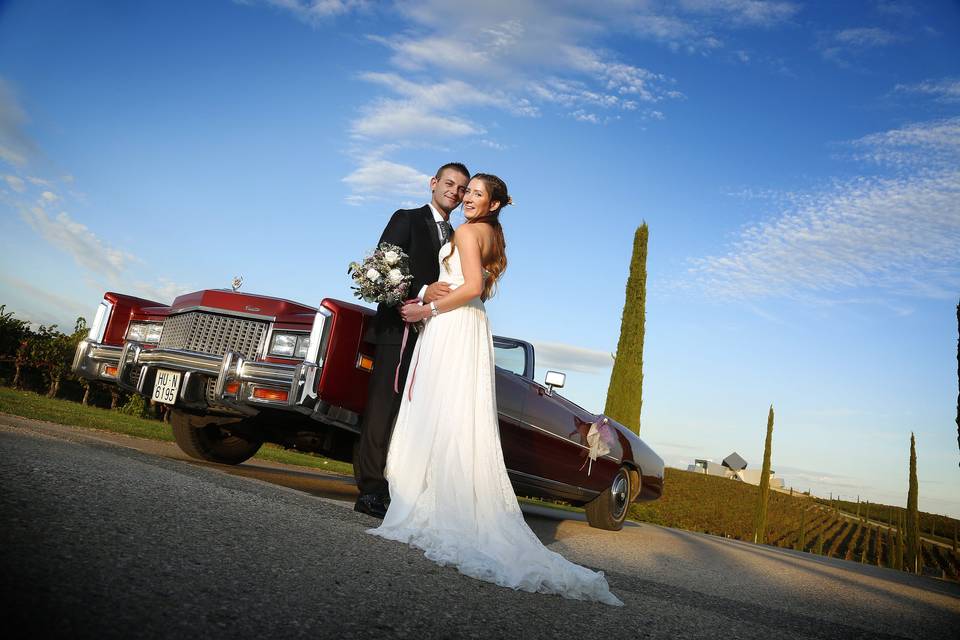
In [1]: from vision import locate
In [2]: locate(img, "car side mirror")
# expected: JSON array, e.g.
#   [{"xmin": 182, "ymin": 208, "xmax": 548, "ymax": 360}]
[{"xmin": 544, "ymin": 370, "xmax": 566, "ymax": 395}]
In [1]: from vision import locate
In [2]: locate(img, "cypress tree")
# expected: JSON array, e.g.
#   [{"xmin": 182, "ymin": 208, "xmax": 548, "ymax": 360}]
[
  {"xmin": 955, "ymin": 299, "xmax": 959, "ymax": 467},
  {"xmin": 886, "ymin": 525, "xmax": 895, "ymax": 568},
  {"xmin": 753, "ymin": 405, "xmax": 775, "ymax": 544},
  {"xmin": 874, "ymin": 526, "xmax": 883, "ymax": 566},
  {"xmin": 799, "ymin": 506, "xmax": 807, "ymax": 551},
  {"xmin": 604, "ymin": 223, "xmax": 648, "ymax": 434},
  {"xmin": 906, "ymin": 433, "xmax": 920, "ymax": 574},
  {"xmin": 896, "ymin": 512, "xmax": 905, "ymax": 570}
]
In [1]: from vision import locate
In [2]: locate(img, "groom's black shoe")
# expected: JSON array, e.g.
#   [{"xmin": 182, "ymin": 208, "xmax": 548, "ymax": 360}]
[{"xmin": 354, "ymin": 493, "xmax": 388, "ymax": 519}]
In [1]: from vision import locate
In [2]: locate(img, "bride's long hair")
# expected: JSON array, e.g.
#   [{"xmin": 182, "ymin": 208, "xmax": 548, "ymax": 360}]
[{"xmin": 444, "ymin": 173, "xmax": 509, "ymax": 300}]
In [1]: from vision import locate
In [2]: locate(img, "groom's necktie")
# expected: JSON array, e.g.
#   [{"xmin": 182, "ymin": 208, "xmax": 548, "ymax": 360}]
[{"xmin": 438, "ymin": 220, "xmax": 453, "ymax": 244}]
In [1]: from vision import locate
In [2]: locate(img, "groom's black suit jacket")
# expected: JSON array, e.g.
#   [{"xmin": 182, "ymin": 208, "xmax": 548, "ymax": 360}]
[{"xmin": 364, "ymin": 205, "xmax": 442, "ymax": 346}]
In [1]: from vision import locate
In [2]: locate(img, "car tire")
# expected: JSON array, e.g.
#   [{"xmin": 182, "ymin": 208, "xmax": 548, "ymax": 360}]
[
  {"xmin": 585, "ymin": 466, "xmax": 631, "ymax": 531},
  {"xmin": 170, "ymin": 410, "xmax": 262, "ymax": 465}
]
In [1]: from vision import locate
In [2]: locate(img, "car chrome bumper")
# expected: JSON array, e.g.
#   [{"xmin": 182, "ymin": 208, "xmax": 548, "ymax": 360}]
[{"xmin": 71, "ymin": 338, "xmax": 358, "ymax": 430}]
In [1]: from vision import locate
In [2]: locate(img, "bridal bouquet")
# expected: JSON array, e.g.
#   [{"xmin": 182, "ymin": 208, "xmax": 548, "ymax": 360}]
[{"xmin": 347, "ymin": 242, "xmax": 414, "ymax": 306}]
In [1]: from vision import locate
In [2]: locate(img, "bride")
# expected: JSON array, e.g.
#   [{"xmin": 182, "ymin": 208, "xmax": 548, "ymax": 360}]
[{"xmin": 367, "ymin": 173, "xmax": 623, "ymax": 606}]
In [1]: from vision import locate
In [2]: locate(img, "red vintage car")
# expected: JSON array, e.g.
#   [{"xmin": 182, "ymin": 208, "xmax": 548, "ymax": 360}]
[{"xmin": 73, "ymin": 289, "xmax": 663, "ymax": 530}]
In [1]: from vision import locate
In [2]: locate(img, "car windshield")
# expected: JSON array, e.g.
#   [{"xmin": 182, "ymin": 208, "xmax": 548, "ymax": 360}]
[{"xmin": 494, "ymin": 342, "xmax": 526, "ymax": 376}]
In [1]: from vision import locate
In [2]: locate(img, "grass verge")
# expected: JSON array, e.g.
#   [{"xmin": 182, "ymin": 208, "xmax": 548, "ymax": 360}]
[{"xmin": 0, "ymin": 387, "xmax": 354, "ymax": 475}]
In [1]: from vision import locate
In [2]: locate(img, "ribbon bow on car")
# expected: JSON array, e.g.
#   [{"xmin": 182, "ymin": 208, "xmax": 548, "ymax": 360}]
[{"xmin": 579, "ymin": 417, "xmax": 616, "ymax": 476}]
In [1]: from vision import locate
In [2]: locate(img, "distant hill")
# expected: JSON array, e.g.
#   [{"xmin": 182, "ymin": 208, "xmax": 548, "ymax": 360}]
[{"xmin": 629, "ymin": 468, "xmax": 960, "ymax": 580}]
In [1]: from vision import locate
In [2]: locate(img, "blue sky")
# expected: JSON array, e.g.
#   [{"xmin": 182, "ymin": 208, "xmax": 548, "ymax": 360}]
[{"xmin": 1, "ymin": 1, "xmax": 958, "ymax": 516}]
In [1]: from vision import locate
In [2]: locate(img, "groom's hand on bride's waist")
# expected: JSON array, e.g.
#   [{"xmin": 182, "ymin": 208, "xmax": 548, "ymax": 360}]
[{"xmin": 423, "ymin": 281, "xmax": 452, "ymax": 303}]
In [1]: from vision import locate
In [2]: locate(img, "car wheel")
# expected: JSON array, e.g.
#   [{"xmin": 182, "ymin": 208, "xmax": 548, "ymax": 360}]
[
  {"xmin": 585, "ymin": 466, "xmax": 631, "ymax": 531},
  {"xmin": 170, "ymin": 410, "xmax": 262, "ymax": 465}
]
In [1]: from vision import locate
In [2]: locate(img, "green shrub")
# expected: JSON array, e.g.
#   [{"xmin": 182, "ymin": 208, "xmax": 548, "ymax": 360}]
[{"xmin": 118, "ymin": 394, "xmax": 152, "ymax": 418}]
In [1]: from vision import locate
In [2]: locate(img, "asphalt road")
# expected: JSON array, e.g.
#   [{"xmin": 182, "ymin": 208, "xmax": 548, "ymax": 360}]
[{"xmin": 2, "ymin": 414, "xmax": 958, "ymax": 639}]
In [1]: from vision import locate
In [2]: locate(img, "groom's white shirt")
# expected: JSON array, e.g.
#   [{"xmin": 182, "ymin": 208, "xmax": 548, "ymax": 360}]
[{"xmin": 417, "ymin": 203, "xmax": 448, "ymax": 301}]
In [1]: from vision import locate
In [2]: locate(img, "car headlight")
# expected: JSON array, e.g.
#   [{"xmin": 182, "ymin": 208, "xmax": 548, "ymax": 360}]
[
  {"xmin": 126, "ymin": 321, "xmax": 163, "ymax": 344},
  {"xmin": 269, "ymin": 332, "xmax": 310, "ymax": 358},
  {"xmin": 295, "ymin": 336, "xmax": 310, "ymax": 359}
]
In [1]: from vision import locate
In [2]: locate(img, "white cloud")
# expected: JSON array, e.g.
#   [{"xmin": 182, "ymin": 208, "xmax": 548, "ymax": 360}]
[
  {"xmin": 820, "ymin": 26, "xmax": 904, "ymax": 65},
  {"xmin": 240, "ymin": 0, "xmax": 369, "ymax": 25},
  {"xmin": 0, "ymin": 77, "xmax": 37, "ymax": 167},
  {"xmin": 352, "ymin": 100, "xmax": 479, "ymax": 140},
  {"xmin": 20, "ymin": 205, "xmax": 136, "ymax": 281},
  {"xmin": 361, "ymin": 73, "xmax": 498, "ymax": 110},
  {"xmin": 686, "ymin": 121, "xmax": 960, "ymax": 301},
  {"xmin": 269, "ymin": 0, "xmax": 797, "ymax": 200},
  {"xmin": 532, "ymin": 341, "xmax": 613, "ymax": 374},
  {"xmin": 0, "ymin": 273, "xmax": 91, "ymax": 329},
  {"xmin": 850, "ymin": 116, "xmax": 960, "ymax": 168},
  {"xmin": 571, "ymin": 110, "xmax": 601, "ymax": 124},
  {"xmin": 4, "ymin": 175, "xmax": 24, "ymax": 192},
  {"xmin": 630, "ymin": 14, "xmax": 700, "ymax": 43},
  {"xmin": 895, "ymin": 77, "xmax": 960, "ymax": 103},
  {"xmin": 834, "ymin": 26, "xmax": 900, "ymax": 47},
  {"xmin": 341, "ymin": 159, "xmax": 431, "ymax": 201},
  {"xmin": 131, "ymin": 278, "xmax": 196, "ymax": 304},
  {"xmin": 360, "ymin": 72, "xmax": 538, "ymax": 116},
  {"xmin": 678, "ymin": 0, "xmax": 799, "ymax": 26},
  {"xmin": 562, "ymin": 46, "xmax": 674, "ymax": 103},
  {"xmin": 349, "ymin": 73, "xmax": 541, "ymax": 142},
  {"xmin": 480, "ymin": 139, "xmax": 507, "ymax": 151}
]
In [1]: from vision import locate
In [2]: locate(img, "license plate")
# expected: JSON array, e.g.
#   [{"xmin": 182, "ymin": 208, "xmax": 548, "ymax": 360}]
[{"xmin": 152, "ymin": 369, "xmax": 181, "ymax": 405}]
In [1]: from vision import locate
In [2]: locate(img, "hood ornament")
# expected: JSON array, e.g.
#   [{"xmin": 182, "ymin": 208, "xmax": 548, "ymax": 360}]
[{"xmin": 231, "ymin": 275, "xmax": 243, "ymax": 292}]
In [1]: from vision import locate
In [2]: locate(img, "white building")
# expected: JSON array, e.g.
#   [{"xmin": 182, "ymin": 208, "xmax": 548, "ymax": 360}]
[{"xmin": 688, "ymin": 451, "xmax": 783, "ymax": 488}]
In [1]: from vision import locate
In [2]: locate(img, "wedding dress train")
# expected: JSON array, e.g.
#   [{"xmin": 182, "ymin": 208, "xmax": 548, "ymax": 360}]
[{"xmin": 368, "ymin": 242, "xmax": 623, "ymax": 607}]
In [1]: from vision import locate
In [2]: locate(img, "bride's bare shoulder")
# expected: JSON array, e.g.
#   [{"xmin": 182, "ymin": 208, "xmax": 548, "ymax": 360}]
[{"xmin": 455, "ymin": 223, "xmax": 486, "ymax": 243}]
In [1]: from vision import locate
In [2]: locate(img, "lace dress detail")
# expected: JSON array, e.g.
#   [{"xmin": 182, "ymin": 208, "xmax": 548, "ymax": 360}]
[{"xmin": 368, "ymin": 243, "xmax": 623, "ymax": 606}]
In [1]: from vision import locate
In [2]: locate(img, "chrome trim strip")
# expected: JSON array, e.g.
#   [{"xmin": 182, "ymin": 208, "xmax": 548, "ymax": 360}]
[
  {"xmin": 306, "ymin": 307, "xmax": 333, "ymax": 365},
  {"xmin": 242, "ymin": 359, "xmax": 300, "ymax": 386},
  {"xmin": 507, "ymin": 469, "xmax": 601, "ymax": 500},
  {"xmin": 88, "ymin": 300, "xmax": 113, "ymax": 344},
  {"xmin": 115, "ymin": 341, "xmax": 143, "ymax": 391},
  {"xmin": 168, "ymin": 305, "xmax": 276, "ymax": 322},
  {"xmin": 138, "ymin": 348, "xmax": 223, "ymax": 377},
  {"xmin": 513, "ymin": 417, "xmax": 619, "ymax": 462},
  {"xmin": 214, "ymin": 351, "xmax": 240, "ymax": 398}
]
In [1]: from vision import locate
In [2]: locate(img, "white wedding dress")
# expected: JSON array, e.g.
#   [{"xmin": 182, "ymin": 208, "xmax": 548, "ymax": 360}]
[{"xmin": 368, "ymin": 242, "xmax": 623, "ymax": 607}]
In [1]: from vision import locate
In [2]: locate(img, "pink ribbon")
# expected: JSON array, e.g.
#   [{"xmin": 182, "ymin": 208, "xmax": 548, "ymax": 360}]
[{"xmin": 394, "ymin": 297, "xmax": 422, "ymax": 394}]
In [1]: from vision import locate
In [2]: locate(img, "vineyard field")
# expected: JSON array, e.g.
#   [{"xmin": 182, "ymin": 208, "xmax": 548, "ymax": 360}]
[{"xmin": 629, "ymin": 468, "xmax": 960, "ymax": 580}]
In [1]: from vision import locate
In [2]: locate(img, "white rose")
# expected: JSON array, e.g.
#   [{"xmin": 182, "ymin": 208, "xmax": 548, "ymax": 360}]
[
  {"xmin": 366, "ymin": 268, "xmax": 381, "ymax": 282},
  {"xmin": 387, "ymin": 269, "xmax": 403, "ymax": 284},
  {"xmin": 383, "ymin": 250, "xmax": 400, "ymax": 265}
]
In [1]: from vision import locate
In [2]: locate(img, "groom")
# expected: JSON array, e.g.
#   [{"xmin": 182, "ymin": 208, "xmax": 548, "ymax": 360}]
[{"xmin": 354, "ymin": 161, "xmax": 471, "ymax": 518}]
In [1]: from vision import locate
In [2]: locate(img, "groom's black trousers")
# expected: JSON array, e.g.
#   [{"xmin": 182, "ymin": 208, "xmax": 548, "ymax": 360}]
[{"xmin": 356, "ymin": 333, "xmax": 419, "ymax": 497}]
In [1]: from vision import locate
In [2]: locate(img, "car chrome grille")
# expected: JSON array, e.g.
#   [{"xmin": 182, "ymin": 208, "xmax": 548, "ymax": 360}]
[{"xmin": 158, "ymin": 312, "xmax": 267, "ymax": 359}]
